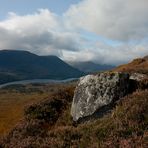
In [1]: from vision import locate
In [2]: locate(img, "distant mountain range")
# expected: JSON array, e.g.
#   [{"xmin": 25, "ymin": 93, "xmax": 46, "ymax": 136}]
[
  {"xmin": 0, "ymin": 50, "xmax": 84, "ymax": 84},
  {"xmin": 68, "ymin": 61, "xmax": 115, "ymax": 73}
]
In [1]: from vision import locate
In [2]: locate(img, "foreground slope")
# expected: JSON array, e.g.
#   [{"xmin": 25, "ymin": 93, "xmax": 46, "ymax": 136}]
[
  {"xmin": 1, "ymin": 88, "xmax": 147, "ymax": 147},
  {"xmin": 1, "ymin": 56, "xmax": 148, "ymax": 147},
  {"xmin": 0, "ymin": 50, "xmax": 84, "ymax": 84}
]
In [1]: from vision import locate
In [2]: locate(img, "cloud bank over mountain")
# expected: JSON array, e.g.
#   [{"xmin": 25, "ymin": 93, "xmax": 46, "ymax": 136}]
[
  {"xmin": 0, "ymin": 0, "xmax": 148, "ymax": 65},
  {"xmin": 0, "ymin": 9, "xmax": 82, "ymax": 57}
]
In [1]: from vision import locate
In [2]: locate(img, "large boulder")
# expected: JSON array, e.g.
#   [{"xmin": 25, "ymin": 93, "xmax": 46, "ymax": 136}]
[{"xmin": 71, "ymin": 72, "xmax": 129, "ymax": 121}]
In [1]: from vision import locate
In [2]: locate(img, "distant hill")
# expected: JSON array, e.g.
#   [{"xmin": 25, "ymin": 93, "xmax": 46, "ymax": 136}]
[
  {"xmin": 68, "ymin": 61, "xmax": 115, "ymax": 73},
  {"xmin": 0, "ymin": 50, "xmax": 84, "ymax": 84}
]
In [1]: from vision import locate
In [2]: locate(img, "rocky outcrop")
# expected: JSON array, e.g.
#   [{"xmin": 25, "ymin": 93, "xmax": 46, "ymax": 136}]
[
  {"xmin": 129, "ymin": 73, "xmax": 148, "ymax": 91},
  {"xmin": 71, "ymin": 72, "xmax": 129, "ymax": 121}
]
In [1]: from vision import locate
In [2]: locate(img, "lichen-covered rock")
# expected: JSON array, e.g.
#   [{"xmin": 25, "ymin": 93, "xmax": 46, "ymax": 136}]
[
  {"xmin": 130, "ymin": 73, "xmax": 148, "ymax": 81},
  {"xmin": 71, "ymin": 72, "xmax": 129, "ymax": 121}
]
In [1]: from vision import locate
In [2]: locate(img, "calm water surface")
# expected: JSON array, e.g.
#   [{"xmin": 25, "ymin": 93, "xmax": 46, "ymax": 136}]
[{"xmin": 0, "ymin": 78, "xmax": 78, "ymax": 88}]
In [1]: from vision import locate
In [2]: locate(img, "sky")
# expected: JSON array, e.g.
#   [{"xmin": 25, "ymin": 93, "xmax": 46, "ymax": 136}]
[
  {"xmin": 0, "ymin": 0, "xmax": 148, "ymax": 65},
  {"xmin": 0, "ymin": 0, "xmax": 81, "ymax": 18}
]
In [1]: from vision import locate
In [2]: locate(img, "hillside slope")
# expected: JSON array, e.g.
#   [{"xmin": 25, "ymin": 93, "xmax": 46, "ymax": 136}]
[
  {"xmin": 0, "ymin": 50, "xmax": 84, "ymax": 84},
  {"xmin": 114, "ymin": 56, "xmax": 148, "ymax": 75}
]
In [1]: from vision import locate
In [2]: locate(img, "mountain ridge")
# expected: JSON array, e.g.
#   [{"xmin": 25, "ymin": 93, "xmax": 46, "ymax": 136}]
[{"xmin": 0, "ymin": 49, "xmax": 84, "ymax": 84}]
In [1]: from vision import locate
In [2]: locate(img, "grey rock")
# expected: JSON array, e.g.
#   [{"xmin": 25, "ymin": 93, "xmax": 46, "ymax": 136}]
[
  {"xmin": 71, "ymin": 72, "xmax": 129, "ymax": 121},
  {"xmin": 130, "ymin": 73, "xmax": 148, "ymax": 81}
]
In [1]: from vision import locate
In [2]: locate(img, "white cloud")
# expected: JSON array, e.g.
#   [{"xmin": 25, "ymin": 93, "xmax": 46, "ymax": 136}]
[
  {"xmin": 0, "ymin": 9, "xmax": 82, "ymax": 56},
  {"xmin": 0, "ymin": 9, "xmax": 58, "ymax": 32},
  {"xmin": 92, "ymin": 42, "xmax": 148, "ymax": 65},
  {"xmin": 65, "ymin": 0, "xmax": 148, "ymax": 41},
  {"xmin": 63, "ymin": 41, "xmax": 148, "ymax": 65}
]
